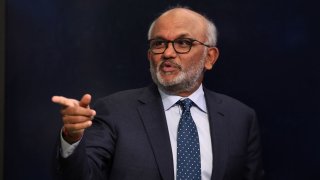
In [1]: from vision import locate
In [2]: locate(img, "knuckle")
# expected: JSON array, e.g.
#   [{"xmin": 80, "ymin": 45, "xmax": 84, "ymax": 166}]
[{"xmin": 62, "ymin": 116, "xmax": 68, "ymax": 124}]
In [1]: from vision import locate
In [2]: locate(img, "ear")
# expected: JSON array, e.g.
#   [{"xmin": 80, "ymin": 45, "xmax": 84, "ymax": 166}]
[{"xmin": 204, "ymin": 47, "xmax": 219, "ymax": 70}]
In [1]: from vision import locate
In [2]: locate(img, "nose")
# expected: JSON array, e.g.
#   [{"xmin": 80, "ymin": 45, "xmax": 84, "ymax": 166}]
[{"xmin": 162, "ymin": 42, "xmax": 177, "ymax": 58}]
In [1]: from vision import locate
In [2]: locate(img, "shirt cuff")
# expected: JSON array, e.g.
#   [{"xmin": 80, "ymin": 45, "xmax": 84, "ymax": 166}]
[{"xmin": 60, "ymin": 130, "xmax": 81, "ymax": 158}]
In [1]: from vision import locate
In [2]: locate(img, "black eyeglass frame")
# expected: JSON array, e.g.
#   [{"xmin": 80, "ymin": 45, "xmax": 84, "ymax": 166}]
[{"xmin": 148, "ymin": 38, "xmax": 214, "ymax": 54}]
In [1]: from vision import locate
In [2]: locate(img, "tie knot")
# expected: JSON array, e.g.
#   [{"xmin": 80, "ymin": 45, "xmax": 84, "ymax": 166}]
[{"xmin": 178, "ymin": 98, "xmax": 193, "ymax": 112}]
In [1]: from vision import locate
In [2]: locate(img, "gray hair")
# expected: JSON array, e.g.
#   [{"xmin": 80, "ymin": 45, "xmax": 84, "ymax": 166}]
[{"xmin": 147, "ymin": 8, "xmax": 218, "ymax": 46}]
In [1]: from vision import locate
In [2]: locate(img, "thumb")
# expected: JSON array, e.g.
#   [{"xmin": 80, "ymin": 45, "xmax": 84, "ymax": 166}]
[{"xmin": 79, "ymin": 94, "xmax": 92, "ymax": 108}]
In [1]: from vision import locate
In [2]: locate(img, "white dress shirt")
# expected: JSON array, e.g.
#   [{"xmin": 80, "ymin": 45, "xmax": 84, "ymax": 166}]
[
  {"xmin": 61, "ymin": 84, "xmax": 213, "ymax": 180},
  {"xmin": 159, "ymin": 84, "xmax": 212, "ymax": 180}
]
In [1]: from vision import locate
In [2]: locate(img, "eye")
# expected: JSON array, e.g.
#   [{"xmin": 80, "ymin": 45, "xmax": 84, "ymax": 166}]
[
  {"xmin": 151, "ymin": 40, "xmax": 166, "ymax": 49},
  {"xmin": 175, "ymin": 38, "xmax": 193, "ymax": 47}
]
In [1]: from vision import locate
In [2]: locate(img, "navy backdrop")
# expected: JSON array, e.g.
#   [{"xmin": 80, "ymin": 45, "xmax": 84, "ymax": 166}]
[{"xmin": 5, "ymin": 0, "xmax": 320, "ymax": 179}]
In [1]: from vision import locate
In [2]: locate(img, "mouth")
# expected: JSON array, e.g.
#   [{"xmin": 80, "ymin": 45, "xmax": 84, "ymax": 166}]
[{"xmin": 159, "ymin": 61, "xmax": 181, "ymax": 74}]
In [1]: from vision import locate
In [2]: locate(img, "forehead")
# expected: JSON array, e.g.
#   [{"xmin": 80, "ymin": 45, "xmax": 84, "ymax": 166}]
[{"xmin": 151, "ymin": 9, "xmax": 207, "ymax": 40}]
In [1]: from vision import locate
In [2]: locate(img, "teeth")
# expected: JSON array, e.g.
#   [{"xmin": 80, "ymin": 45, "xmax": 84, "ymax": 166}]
[{"xmin": 163, "ymin": 71, "xmax": 173, "ymax": 75}]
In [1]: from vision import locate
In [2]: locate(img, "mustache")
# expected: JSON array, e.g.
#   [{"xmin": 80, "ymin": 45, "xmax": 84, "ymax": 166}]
[{"xmin": 159, "ymin": 59, "xmax": 182, "ymax": 70}]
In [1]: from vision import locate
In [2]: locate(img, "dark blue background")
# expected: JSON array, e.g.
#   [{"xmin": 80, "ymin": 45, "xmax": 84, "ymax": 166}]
[{"xmin": 5, "ymin": 0, "xmax": 320, "ymax": 179}]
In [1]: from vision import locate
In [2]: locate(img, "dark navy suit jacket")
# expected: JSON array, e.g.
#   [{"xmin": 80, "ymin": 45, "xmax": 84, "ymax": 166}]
[{"xmin": 55, "ymin": 84, "xmax": 264, "ymax": 180}]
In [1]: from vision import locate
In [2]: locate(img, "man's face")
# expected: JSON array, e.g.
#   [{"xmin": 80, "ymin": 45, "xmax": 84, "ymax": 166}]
[{"xmin": 148, "ymin": 9, "xmax": 217, "ymax": 96}]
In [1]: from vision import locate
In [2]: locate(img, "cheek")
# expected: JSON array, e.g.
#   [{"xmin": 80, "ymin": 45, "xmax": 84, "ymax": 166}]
[
  {"xmin": 149, "ymin": 55, "xmax": 163, "ymax": 66},
  {"xmin": 180, "ymin": 55, "xmax": 201, "ymax": 70},
  {"xmin": 149, "ymin": 59, "xmax": 159, "ymax": 71}
]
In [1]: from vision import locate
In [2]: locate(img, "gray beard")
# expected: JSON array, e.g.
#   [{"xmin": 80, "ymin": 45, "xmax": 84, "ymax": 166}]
[{"xmin": 149, "ymin": 53, "xmax": 206, "ymax": 95}]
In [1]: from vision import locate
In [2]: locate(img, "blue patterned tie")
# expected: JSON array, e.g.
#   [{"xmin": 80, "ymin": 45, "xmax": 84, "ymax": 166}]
[{"xmin": 176, "ymin": 98, "xmax": 201, "ymax": 180}]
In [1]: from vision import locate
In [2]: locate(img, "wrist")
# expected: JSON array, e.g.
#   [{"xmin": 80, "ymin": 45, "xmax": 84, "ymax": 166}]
[{"xmin": 62, "ymin": 127, "xmax": 83, "ymax": 144}]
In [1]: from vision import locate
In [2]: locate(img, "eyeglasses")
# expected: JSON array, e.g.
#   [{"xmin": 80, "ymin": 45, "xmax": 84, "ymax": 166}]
[{"xmin": 148, "ymin": 38, "xmax": 213, "ymax": 54}]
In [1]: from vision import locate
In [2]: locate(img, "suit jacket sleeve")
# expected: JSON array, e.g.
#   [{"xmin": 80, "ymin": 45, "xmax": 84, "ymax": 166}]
[
  {"xmin": 54, "ymin": 96, "xmax": 117, "ymax": 180},
  {"xmin": 244, "ymin": 110, "xmax": 264, "ymax": 180}
]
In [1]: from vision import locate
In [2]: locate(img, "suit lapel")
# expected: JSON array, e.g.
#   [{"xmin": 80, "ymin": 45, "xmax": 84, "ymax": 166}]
[
  {"xmin": 204, "ymin": 88, "xmax": 229, "ymax": 180},
  {"xmin": 137, "ymin": 85, "xmax": 174, "ymax": 180}
]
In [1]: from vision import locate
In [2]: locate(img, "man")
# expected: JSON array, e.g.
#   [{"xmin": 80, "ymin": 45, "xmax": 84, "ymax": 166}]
[{"xmin": 52, "ymin": 7, "xmax": 264, "ymax": 180}]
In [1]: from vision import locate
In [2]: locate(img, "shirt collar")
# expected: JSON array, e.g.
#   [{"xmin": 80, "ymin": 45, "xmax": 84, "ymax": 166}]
[{"xmin": 158, "ymin": 84, "xmax": 207, "ymax": 113}]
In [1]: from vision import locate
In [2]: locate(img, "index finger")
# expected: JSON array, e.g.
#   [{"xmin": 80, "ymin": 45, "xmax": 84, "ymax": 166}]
[{"xmin": 52, "ymin": 96, "xmax": 78, "ymax": 107}]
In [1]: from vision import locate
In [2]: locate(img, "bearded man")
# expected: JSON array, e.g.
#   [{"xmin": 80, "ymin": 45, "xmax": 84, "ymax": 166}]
[{"xmin": 52, "ymin": 7, "xmax": 264, "ymax": 180}]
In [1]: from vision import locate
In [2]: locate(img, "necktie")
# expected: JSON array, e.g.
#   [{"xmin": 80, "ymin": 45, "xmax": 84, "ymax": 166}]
[{"xmin": 176, "ymin": 98, "xmax": 201, "ymax": 180}]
